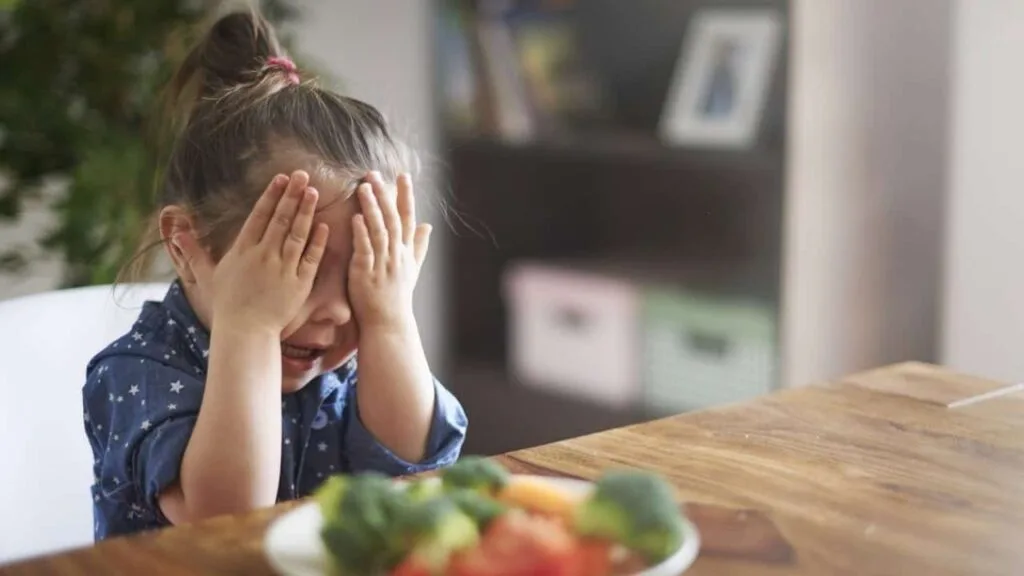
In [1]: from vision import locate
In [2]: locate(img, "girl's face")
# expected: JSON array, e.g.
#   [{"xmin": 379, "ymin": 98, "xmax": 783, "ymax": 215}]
[
  {"xmin": 275, "ymin": 170, "xmax": 365, "ymax": 393},
  {"xmin": 170, "ymin": 160, "xmax": 378, "ymax": 394}
]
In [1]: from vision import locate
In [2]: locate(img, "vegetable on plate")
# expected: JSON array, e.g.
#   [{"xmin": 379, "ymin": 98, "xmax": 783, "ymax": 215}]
[{"xmin": 314, "ymin": 456, "xmax": 688, "ymax": 576}]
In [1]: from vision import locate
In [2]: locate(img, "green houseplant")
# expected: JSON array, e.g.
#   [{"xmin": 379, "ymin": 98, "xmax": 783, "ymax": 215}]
[{"xmin": 0, "ymin": 0, "xmax": 303, "ymax": 286}]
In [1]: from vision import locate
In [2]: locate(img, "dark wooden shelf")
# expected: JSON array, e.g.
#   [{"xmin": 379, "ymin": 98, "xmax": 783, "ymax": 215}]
[
  {"xmin": 435, "ymin": 0, "xmax": 791, "ymax": 447},
  {"xmin": 444, "ymin": 362, "xmax": 659, "ymax": 456},
  {"xmin": 446, "ymin": 132, "xmax": 783, "ymax": 171}
]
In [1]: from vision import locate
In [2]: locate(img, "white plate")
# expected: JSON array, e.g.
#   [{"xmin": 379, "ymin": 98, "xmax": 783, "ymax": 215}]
[{"xmin": 263, "ymin": 475, "xmax": 701, "ymax": 576}]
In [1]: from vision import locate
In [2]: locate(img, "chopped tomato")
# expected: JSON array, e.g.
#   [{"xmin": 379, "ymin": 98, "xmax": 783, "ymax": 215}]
[
  {"xmin": 447, "ymin": 511, "xmax": 612, "ymax": 576},
  {"xmin": 574, "ymin": 539, "xmax": 613, "ymax": 576}
]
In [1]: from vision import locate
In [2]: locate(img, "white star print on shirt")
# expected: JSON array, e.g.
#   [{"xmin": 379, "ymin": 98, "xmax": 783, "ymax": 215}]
[
  {"xmin": 317, "ymin": 442, "xmax": 328, "ymax": 452},
  {"xmin": 168, "ymin": 403, "xmax": 177, "ymax": 411},
  {"xmin": 188, "ymin": 326, "xmax": 196, "ymax": 334},
  {"xmin": 170, "ymin": 380, "xmax": 184, "ymax": 394},
  {"xmin": 128, "ymin": 385, "xmax": 139, "ymax": 396},
  {"xmin": 141, "ymin": 420, "xmax": 151, "ymax": 431},
  {"xmin": 132, "ymin": 332, "xmax": 143, "ymax": 341}
]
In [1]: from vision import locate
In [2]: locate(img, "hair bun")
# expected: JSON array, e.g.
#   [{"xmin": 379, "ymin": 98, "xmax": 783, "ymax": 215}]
[{"xmin": 192, "ymin": 10, "xmax": 284, "ymax": 96}]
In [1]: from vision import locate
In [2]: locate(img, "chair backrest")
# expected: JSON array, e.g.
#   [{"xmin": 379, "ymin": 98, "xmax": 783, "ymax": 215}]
[{"xmin": 0, "ymin": 282, "xmax": 170, "ymax": 564}]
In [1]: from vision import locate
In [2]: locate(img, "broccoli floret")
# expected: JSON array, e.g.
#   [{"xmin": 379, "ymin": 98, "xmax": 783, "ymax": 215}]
[
  {"xmin": 440, "ymin": 456, "xmax": 510, "ymax": 495},
  {"xmin": 316, "ymin": 472, "xmax": 411, "ymax": 575},
  {"xmin": 446, "ymin": 488, "xmax": 509, "ymax": 529},
  {"xmin": 405, "ymin": 477, "xmax": 444, "ymax": 503},
  {"xmin": 393, "ymin": 496, "xmax": 480, "ymax": 572},
  {"xmin": 572, "ymin": 470, "xmax": 685, "ymax": 562}
]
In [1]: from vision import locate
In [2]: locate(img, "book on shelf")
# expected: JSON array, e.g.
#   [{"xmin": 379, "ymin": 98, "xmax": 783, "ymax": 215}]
[{"xmin": 436, "ymin": 0, "xmax": 612, "ymax": 144}]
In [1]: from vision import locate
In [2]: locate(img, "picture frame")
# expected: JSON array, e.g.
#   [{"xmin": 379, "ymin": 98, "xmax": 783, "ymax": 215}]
[{"xmin": 658, "ymin": 8, "xmax": 783, "ymax": 149}]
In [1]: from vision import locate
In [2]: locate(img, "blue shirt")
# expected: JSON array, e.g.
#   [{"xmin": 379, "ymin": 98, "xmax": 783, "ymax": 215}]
[{"xmin": 82, "ymin": 281, "xmax": 467, "ymax": 540}]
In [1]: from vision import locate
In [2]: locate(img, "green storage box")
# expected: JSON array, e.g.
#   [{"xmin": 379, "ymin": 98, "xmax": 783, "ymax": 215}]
[{"xmin": 640, "ymin": 287, "xmax": 777, "ymax": 414}]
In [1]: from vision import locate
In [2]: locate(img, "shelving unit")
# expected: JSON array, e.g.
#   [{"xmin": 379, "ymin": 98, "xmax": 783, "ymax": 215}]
[{"xmin": 432, "ymin": 0, "xmax": 790, "ymax": 456}]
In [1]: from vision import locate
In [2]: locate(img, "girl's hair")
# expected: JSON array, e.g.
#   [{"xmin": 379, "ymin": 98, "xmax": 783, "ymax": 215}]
[{"xmin": 120, "ymin": 8, "xmax": 415, "ymax": 282}]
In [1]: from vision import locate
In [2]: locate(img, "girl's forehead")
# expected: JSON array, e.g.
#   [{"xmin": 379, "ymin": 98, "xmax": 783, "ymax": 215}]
[{"xmin": 315, "ymin": 196, "xmax": 356, "ymax": 256}]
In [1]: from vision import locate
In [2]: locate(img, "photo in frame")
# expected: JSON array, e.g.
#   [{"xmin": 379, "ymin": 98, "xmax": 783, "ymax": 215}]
[{"xmin": 658, "ymin": 8, "xmax": 783, "ymax": 149}]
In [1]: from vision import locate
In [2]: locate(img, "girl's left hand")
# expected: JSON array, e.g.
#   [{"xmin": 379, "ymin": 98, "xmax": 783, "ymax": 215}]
[{"xmin": 348, "ymin": 171, "xmax": 431, "ymax": 331}]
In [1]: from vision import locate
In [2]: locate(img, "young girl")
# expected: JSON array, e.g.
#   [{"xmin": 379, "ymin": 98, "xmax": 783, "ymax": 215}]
[{"xmin": 81, "ymin": 10, "xmax": 467, "ymax": 540}]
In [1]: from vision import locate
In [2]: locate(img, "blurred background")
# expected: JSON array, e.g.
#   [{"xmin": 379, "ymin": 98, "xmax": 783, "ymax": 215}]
[{"xmin": 0, "ymin": 0, "xmax": 1016, "ymax": 456}]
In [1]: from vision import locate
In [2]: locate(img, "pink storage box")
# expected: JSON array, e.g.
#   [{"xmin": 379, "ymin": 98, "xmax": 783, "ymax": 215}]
[{"xmin": 502, "ymin": 262, "xmax": 642, "ymax": 408}]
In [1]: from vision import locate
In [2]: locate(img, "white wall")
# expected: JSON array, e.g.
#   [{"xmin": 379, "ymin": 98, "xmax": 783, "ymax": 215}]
[
  {"xmin": 942, "ymin": 1, "xmax": 1024, "ymax": 383},
  {"xmin": 782, "ymin": 0, "xmax": 951, "ymax": 387},
  {"xmin": 291, "ymin": 0, "xmax": 447, "ymax": 370}
]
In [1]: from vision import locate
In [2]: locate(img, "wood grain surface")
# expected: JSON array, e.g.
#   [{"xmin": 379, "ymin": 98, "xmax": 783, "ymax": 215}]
[{"xmin": 1, "ymin": 362, "xmax": 1020, "ymax": 575}]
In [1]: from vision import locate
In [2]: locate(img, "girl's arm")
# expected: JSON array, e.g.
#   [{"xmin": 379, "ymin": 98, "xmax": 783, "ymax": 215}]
[
  {"xmin": 158, "ymin": 172, "xmax": 328, "ymax": 523},
  {"xmin": 354, "ymin": 318, "xmax": 436, "ymax": 463},
  {"xmin": 159, "ymin": 324, "xmax": 283, "ymax": 522},
  {"xmin": 347, "ymin": 172, "xmax": 440, "ymax": 463}
]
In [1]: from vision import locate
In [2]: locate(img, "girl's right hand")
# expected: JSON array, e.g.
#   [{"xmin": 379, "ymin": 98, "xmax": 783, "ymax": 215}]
[{"xmin": 175, "ymin": 170, "xmax": 329, "ymax": 335}]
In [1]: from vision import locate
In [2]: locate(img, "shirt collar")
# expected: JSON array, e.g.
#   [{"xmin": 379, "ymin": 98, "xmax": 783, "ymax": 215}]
[{"xmin": 163, "ymin": 280, "xmax": 211, "ymax": 360}]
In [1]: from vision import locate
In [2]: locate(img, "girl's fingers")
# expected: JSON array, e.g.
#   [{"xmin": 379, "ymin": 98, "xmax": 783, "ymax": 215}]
[
  {"xmin": 298, "ymin": 223, "xmax": 329, "ymax": 280},
  {"xmin": 173, "ymin": 231, "xmax": 216, "ymax": 286},
  {"xmin": 368, "ymin": 172, "xmax": 403, "ymax": 255},
  {"xmin": 357, "ymin": 182, "xmax": 389, "ymax": 260},
  {"xmin": 263, "ymin": 170, "xmax": 310, "ymax": 249},
  {"xmin": 282, "ymin": 187, "xmax": 319, "ymax": 263},
  {"xmin": 237, "ymin": 174, "xmax": 290, "ymax": 245},
  {"xmin": 413, "ymin": 223, "xmax": 431, "ymax": 268},
  {"xmin": 396, "ymin": 173, "xmax": 416, "ymax": 246},
  {"xmin": 351, "ymin": 214, "xmax": 375, "ymax": 272}
]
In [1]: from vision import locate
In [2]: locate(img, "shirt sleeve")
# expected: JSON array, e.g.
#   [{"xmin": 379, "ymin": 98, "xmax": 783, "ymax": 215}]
[
  {"xmin": 341, "ymin": 377, "xmax": 468, "ymax": 475},
  {"xmin": 84, "ymin": 355, "xmax": 203, "ymax": 519}
]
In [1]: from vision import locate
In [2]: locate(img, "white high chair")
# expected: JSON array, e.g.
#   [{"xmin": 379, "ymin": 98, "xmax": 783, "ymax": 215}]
[{"xmin": 0, "ymin": 282, "xmax": 170, "ymax": 564}]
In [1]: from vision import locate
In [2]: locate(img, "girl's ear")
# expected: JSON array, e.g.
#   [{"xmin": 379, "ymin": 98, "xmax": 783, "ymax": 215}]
[{"xmin": 158, "ymin": 205, "xmax": 200, "ymax": 284}]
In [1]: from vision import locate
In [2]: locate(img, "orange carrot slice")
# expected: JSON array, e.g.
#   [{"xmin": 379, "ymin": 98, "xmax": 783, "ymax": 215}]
[{"xmin": 496, "ymin": 477, "xmax": 584, "ymax": 522}]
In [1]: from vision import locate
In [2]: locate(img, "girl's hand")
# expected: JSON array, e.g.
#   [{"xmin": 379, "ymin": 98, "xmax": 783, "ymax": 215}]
[
  {"xmin": 176, "ymin": 170, "xmax": 329, "ymax": 335},
  {"xmin": 349, "ymin": 172, "xmax": 431, "ymax": 331}
]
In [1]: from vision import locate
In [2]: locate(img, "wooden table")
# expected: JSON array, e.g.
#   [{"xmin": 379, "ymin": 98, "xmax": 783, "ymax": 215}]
[{"xmin": 3, "ymin": 362, "xmax": 1022, "ymax": 575}]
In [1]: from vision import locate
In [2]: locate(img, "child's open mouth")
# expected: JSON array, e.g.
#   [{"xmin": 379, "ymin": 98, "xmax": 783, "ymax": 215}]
[
  {"xmin": 281, "ymin": 343, "xmax": 327, "ymax": 371},
  {"xmin": 281, "ymin": 343, "xmax": 324, "ymax": 359}
]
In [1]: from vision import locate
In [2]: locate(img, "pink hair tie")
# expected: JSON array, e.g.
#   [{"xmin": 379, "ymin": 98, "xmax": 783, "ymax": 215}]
[{"xmin": 266, "ymin": 56, "xmax": 300, "ymax": 85}]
